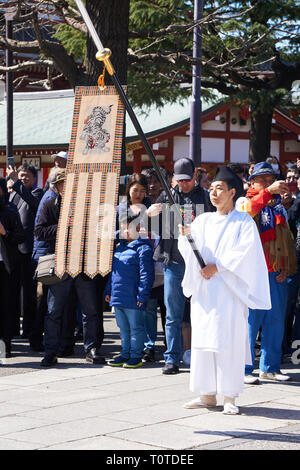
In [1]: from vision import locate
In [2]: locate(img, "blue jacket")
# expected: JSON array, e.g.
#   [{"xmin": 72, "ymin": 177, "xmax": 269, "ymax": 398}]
[
  {"xmin": 32, "ymin": 189, "xmax": 56, "ymax": 263},
  {"xmin": 105, "ymin": 238, "xmax": 155, "ymax": 309}
]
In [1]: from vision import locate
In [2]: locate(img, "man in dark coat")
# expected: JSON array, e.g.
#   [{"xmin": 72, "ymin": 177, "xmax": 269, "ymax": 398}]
[
  {"xmin": 7, "ymin": 163, "xmax": 43, "ymax": 339},
  {"xmin": 0, "ymin": 178, "xmax": 25, "ymax": 357}
]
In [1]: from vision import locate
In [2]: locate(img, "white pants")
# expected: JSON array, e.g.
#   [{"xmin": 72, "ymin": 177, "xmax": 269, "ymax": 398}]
[{"xmin": 190, "ymin": 348, "xmax": 245, "ymax": 398}]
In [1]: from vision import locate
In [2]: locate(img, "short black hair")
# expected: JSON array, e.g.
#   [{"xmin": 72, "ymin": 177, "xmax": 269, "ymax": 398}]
[
  {"xmin": 18, "ymin": 162, "xmax": 37, "ymax": 179},
  {"xmin": 0, "ymin": 177, "xmax": 9, "ymax": 203},
  {"xmin": 228, "ymin": 163, "xmax": 244, "ymax": 175},
  {"xmin": 141, "ymin": 167, "xmax": 166, "ymax": 183},
  {"xmin": 287, "ymin": 165, "xmax": 298, "ymax": 173}
]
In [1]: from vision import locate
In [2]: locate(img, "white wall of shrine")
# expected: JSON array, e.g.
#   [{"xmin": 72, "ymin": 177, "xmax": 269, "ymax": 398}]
[
  {"xmin": 285, "ymin": 140, "xmax": 300, "ymax": 152},
  {"xmin": 202, "ymin": 138, "xmax": 225, "ymax": 162},
  {"xmin": 172, "ymin": 105, "xmax": 285, "ymax": 164},
  {"xmin": 174, "ymin": 135, "xmax": 227, "ymax": 163}
]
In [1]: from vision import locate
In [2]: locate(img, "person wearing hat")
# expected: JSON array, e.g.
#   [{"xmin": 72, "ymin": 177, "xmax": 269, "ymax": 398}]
[
  {"xmin": 237, "ymin": 162, "xmax": 297, "ymax": 383},
  {"xmin": 147, "ymin": 157, "xmax": 214, "ymax": 375},
  {"xmin": 30, "ymin": 168, "xmax": 67, "ymax": 352},
  {"xmin": 52, "ymin": 151, "xmax": 68, "ymax": 169},
  {"xmin": 42, "ymin": 152, "xmax": 68, "ymax": 193},
  {"xmin": 35, "ymin": 169, "xmax": 106, "ymax": 367},
  {"xmin": 178, "ymin": 166, "xmax": 271, "ymax": 414}
]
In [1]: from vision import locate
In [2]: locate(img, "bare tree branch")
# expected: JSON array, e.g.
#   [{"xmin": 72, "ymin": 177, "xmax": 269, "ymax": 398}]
[
  {"xmin": 28, "ymin": 71, "xmax": 64, "ymax": 90},
  {"xmin": 0, "ymin": 36, "xmax": 41, "ymax": 53},
  {"xmin": 0, "ymin": 0, "xmax": 298, "ymax": 95},
  {"xmin": 0, "ymin": 59, "xmax": 54, "ymax": 72}
]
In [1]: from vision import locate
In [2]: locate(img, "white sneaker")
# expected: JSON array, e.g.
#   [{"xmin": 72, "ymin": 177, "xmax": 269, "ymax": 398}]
[
  {"xmin": 183, "ymin": 396, "xmax": 217, "ymax": 409},
  {"xmin": 259, "ymin": 371, "xmax": 290, "ymax": 382},
  {"xmin": 223, "ymin": 402, "xmax": 239, "ymax": 415},
  {"xmin": 244, "ymin": 374, "xmax": 259, "ymax": 385}
]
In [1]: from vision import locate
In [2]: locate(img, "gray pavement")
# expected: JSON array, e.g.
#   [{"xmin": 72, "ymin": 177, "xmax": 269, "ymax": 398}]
[{"xmin": 0, "ymin": 312, "xmax": 299, "ymax": 450}]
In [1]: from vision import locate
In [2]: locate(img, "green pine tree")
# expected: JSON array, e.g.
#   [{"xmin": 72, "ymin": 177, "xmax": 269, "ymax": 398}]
[{"xmin": 2, "ymin": 0, "xmax": 299, "ymax": 162}]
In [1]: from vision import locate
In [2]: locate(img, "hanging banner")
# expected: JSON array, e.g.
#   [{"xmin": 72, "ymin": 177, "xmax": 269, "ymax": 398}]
[{"xmin": 55, "ymin": 85, "xmax": 125, "ymax": 278}]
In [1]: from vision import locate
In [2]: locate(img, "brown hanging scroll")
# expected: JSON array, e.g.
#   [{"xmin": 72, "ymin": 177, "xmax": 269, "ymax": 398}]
[{"xmin": 55, "ymin": 86, "xmax": 125, "ymax": 278}]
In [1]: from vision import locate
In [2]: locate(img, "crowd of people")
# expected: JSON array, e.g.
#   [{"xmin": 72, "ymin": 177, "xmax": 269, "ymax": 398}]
[{"xmin": 0, "ymin": 152, "xmax": 299, "ymax": 403}]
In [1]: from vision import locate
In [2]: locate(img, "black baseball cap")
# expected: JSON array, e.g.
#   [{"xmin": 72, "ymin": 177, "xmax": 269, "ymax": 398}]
[{"xmin": 174, "ymin": 158, "xmax": 195, "ymax": 181}]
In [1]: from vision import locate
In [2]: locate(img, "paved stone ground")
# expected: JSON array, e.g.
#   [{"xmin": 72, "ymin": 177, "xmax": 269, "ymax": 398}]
[{"xmin": 0, "ymin": 312, "xmax": 299, "ymax": 450}]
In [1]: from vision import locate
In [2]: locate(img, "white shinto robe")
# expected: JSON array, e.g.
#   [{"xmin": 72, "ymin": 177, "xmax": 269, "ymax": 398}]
[{"xmin": 178, "ymin": 209, "xmax": 271, "ymax": 397}]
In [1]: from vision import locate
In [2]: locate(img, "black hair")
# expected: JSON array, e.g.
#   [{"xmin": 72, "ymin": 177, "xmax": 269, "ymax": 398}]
[
  {"xmin": 287, "ymin": 165, "xmax": 299, "ymax": 173},
  {"xmin": 141, "ymin": 168, "xmax": 158, "ymax": 180},
  {"xmin": 125, "ymin": 173, "xmax": 148, "ymax": 204},
  {"xmin": 141, "ymin": 166, "xmax": 167, "ymax": 183},
  {"xmin": 228, "ymin": 163, "xmax": 244, "ymax": 175},
  {"xmin": 18, "ymin": 162, "xmax": 37, "ymax": 179},
  {"xmin": 0, "ymin": 177, "xmax": 9, "ymax": 204}
]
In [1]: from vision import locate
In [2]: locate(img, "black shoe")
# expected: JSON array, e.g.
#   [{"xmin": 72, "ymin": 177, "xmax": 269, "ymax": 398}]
[
  {"xmin": 40, "ymin": 355, "xmax": 58, "ymax": 367},
  {"xmin": 142, "ymin": 348, "xmax": 156, "ymax": 363},
  {"xmin": 162, "ymin": 363, "xmax": 179, "ymax": 375},
  {"xmin": 57, "ymin": 346, "xmax": 74, "ymax": 358},
  {"xmin": 86, "ymin": 348, "xmax": 106, "ymax": 365}
]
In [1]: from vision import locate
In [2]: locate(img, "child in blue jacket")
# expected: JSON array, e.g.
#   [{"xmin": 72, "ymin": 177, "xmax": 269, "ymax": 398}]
[{"xmin": 105, "ymin": 214, "xmax": 155, "ymax": 368}]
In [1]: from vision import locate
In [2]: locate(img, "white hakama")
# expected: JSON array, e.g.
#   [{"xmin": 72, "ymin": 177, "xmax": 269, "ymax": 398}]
[{"xmin": 178, "ymin": 209, "xmax": 271, "ymax": 398}]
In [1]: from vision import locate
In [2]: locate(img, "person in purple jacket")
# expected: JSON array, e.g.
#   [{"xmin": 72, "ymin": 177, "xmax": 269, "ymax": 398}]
[{"xmin": 105, "ymin": 213, "xmax": 155, "ymax": 368}]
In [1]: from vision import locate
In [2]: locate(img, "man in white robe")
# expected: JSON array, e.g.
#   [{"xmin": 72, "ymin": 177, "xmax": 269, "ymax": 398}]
[{"xmin": 178, "ymin": 166, "xmax": 271, "ymax": 414}]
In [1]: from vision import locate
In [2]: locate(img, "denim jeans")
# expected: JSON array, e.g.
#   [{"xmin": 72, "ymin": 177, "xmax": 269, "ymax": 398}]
[
  {"xmin": 114, "ymin": 307, "xmax": 145, "ymax": 360},
  {"xmin": 143, "ymin": 298, "xmax": 158, "ymax": 350},
  {"xmin": 163, "ymin": 262, "xmax": 186, "ymax": 365},
  {"xmin": 45, "ymin": 274, "xmax": 104, "ymax": 355},
  {"xmin": 245, "ymin": 272, "xmax": 288, "ymax": 375}
]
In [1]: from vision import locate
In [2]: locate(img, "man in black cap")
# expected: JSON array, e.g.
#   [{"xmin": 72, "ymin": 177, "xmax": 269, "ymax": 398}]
[
  {"xmin": 147, "ymin": 157, "xmax": 214, "ymax": 375},
  {"xmin": 178, "ymin": 166, "xmax": 271, "ymax": 414}
]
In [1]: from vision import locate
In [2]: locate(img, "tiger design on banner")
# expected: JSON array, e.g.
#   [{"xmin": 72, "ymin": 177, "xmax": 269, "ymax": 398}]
[{"xmin": 80, "ymin": 105, "xmax": 112, "ymax": 154}]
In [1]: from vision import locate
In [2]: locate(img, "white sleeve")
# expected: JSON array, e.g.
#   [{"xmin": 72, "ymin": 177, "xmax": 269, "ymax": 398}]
[
  {"xmin": 216, "ymin": 217, "xmax": 271, "ymax": 310},
  {"xmin": 178, "ymin": 219, "xmax": 204, "ymax": 298}
]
